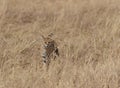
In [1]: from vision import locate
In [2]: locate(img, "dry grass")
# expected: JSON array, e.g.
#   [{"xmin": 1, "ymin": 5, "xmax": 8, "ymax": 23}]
[{"xmin": 0, "ymin": 0, "xmax": 120, "ymax": 88}]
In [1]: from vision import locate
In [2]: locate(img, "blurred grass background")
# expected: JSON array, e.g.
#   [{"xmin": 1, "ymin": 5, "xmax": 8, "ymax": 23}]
[{"xmin": 0, "ymin": 0, "xmax": 120, "ymax": 88}]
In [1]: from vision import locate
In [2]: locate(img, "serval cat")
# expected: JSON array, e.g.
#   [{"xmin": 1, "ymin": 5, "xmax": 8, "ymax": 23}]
[{"xmin": 41, "ymin": 34, "xmax": 59, "ymax": 65}]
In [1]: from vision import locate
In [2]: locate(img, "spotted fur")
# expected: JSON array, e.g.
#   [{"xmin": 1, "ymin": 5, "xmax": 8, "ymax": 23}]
[{"xmin": 41, "ymin": 35, "xmax": 59, "ymax": 64}]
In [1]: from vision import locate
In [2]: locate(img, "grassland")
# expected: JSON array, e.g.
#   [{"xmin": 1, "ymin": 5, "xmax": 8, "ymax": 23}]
[{"xmin": 0, "ymin": 0, "xmax": 120, "ymax": 88}]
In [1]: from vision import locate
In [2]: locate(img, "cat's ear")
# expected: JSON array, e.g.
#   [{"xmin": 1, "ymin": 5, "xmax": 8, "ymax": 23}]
[
  {"xmin": 41, "ymin": 35, "xmax": 46, "ymax": 41},
  {"xmin": 48, "ymin": 32, "xmax": 54, "ymax": 38}
]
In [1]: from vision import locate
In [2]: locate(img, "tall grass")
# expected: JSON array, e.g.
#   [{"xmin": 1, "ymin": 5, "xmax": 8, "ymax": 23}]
[{"xmin": 0, "ymin": 0, "xmax": 120, "ymax": 88}]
